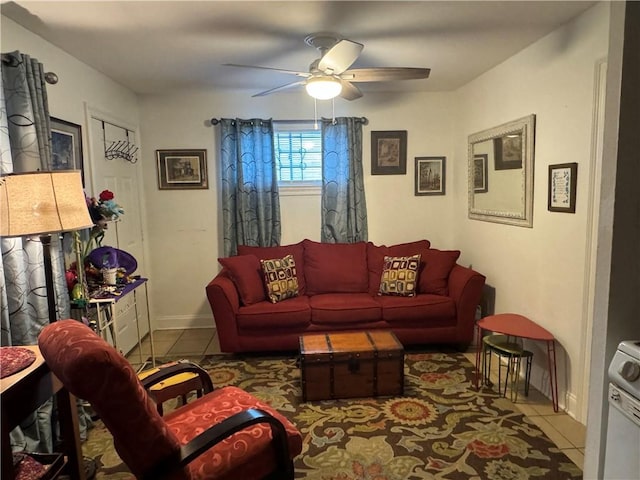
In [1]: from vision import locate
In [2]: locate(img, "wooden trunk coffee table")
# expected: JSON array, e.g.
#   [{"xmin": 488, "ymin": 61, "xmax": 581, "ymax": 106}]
[{"xmin": 299, "ymin": 331, "xmax": 404, "ymax": 402}]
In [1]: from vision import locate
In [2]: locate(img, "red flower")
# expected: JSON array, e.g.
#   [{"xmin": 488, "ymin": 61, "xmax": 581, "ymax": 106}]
[
  {"xmin": 467, "ymin": 439, "xmax": 510, "ymax": 458},
  {"xmin": 99, "ymin": 190, "xmax": 115, "ymax": 201}
]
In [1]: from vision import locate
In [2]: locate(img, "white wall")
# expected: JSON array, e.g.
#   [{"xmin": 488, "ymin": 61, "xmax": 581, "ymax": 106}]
[
  {"xmin": 138, "ymin": 89, "xmax": 457, "ymax": 329},
  {"xmin": 1, "ymin": 15, "xmax": 152, "ymax": 324},
  {"xmin": 1, "ymin": 17, "xmax": 140, "ymax": 162},
  {"xmin": 453, "ymin": 3, "xmax": 610, "ymax": 419},
  {"xmin": 4, "ymin": 3, "xmax": 613, "ymax": 424}
]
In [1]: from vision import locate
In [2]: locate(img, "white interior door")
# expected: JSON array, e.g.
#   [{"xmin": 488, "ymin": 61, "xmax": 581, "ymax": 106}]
[
  {"xmin": 87, "ymin": 114, "xmax": 147, "ymax": 282},
  {"xmin": 87, "ymin": 111, "xmax": 149, "ymax": 353}
]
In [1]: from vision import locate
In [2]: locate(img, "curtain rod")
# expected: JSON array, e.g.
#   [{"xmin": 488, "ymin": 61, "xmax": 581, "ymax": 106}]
[
  {"xmin": 2, "ymin": 53, "xmax": 59, "ymax": 85},
  {"xmin": 210, "ymin": 117, "xmax": 368, "ymax": 125}
]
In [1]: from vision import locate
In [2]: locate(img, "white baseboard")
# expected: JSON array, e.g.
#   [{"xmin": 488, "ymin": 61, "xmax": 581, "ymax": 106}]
[
  {"xmin": 564, "ymin": 391, "xmax": 579, "ymax": 421},
  {"xmin": 153, "ymin": 314, "xmax": 214, "ymax": 330}
]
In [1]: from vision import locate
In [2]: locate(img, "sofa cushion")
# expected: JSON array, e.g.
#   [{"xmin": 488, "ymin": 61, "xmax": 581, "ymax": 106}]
[
  {"xmin": 367, "ymin": 240, "xmax": 431, "ymax": 295},
  {"xmin": 236, "ymin": 296, "xmax": 311, "ymax": 331},
  {"xmin": 303, "ymin": 240, "xmax": 369, "ymax": 295},
  {"xmin": 378, "ymin": 254, "xmax": 421, "ymax": 297},
  {"xmin": 238, "ymin": 242, "xmax": 306, "ymax": 294},
  {"xmin": 419, "ymin": 249, "xmax": 461, "ymax": 296},
  {"xmin": 218, "ymin": 255, "xmax": 266, "ymax": 305},
  {"xmin": 309, "ymin": 293, "xmax": 381, "ymax": 325},
  {"xmin": 376, "ymin": 294, "xmax": 456, "ymax": 324},
  {"xmin": 260, "ymin": 254, "xmax": 299, "ymax": 303}
]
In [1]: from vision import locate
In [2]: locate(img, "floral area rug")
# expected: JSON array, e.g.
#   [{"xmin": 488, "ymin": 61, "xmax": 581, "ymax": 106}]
[{"xmin": 82, "ymin": 351, "xmax": 582, "ymax": 479}]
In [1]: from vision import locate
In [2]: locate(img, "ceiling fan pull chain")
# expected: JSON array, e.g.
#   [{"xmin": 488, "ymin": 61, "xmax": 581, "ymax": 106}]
[
  {"xmin": 314, "ymin": 98, "xmax": 319, "ymax": 130},
  {"xmin": 332, "ymin": 98, "xmax": 336, "ymax": 124}
]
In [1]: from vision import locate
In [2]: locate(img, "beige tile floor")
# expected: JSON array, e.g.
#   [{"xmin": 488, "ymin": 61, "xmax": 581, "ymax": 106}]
[
  {"xmin": 461, "ymin": 351, "xmax": 586, "ymax": 470},
  {"xmin": 126, "ymin": 329, "xmax": 586, "ymax": 470}
]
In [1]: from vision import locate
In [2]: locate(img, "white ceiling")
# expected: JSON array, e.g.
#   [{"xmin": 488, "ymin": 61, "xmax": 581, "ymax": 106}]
[{"xmin": 2, "ymin": 1, "xmax": 596, "ymax": 97}]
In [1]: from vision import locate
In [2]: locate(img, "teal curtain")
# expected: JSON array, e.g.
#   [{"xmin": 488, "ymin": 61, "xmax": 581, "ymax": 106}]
[
  {"xmin": 321, "ymin": 117, "xmax": 368, "ymax": 243},
  {"xmin": 219, "ymin": 118, "xmax": 281, "ymax": 256}
]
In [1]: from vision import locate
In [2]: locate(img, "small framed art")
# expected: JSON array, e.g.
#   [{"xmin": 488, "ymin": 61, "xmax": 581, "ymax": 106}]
[
  {"xmin": 473, "ymin": 154, "xmax": 488, "ymax": 193},
  {"xmin": 371, "ymin": 130, "xmax": 407, "ymax": 175},
  {"xmin": 548, "ymin": 162, "xmax": 577, "ymax": 213},
  {"xmin": 415, "ymin": 156, "xmax": 446, "ymax": 196},
  {"xmin": 156, "ymin": 149, "xmax": 208, "ymax": 190},
  {"xmin": 493, "ymin": 133, "xmax": 523, "ymax": 170},
  {"xmin": 50, "ymin": 117, "xmax": 84, "ymax": 182}
]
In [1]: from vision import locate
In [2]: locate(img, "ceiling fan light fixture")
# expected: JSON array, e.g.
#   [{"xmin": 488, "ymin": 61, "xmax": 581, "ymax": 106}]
[{"xmin": 305, "ymin": 76, "xmax": 342, "ymax": 100}]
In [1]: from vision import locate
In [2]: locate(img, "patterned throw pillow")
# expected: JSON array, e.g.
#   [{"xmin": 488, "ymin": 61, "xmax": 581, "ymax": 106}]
[
  {"xmin": 378, "ymin": 254, "xmax": 421, "ymax": 297},
  {"xmin": 260, "ymin": 254, "xmax": 299, "ymax": 303}
]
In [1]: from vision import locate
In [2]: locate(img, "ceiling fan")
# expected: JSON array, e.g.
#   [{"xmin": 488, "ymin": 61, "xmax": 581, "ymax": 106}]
[{"xmin": 224, "ymin": 32, "xmax": 431, "ymax": 101}]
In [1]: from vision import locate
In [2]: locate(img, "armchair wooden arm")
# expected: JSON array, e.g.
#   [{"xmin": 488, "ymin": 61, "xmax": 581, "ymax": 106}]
[{"xmin": 144, "ymin": 408, "xmax": 294, "ymax": 480}]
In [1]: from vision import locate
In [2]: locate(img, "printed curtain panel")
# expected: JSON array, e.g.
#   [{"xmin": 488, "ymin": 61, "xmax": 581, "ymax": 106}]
[
  {"xmin": 219, "ymin": 118, "xmax": 281, "ymax": 256},
  {"xmin": 1, "ymin": 50, "xmax": 70, "ymax": 453},
  {"xmin": 321, "ymin": 117, "xmax": 368, "ymax": 243}
]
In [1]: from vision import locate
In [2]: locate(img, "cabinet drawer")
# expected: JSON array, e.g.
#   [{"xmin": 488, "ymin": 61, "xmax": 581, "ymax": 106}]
[{"xmin": 114, "ymin": 294, "xmax": 135, "ymax": 317}]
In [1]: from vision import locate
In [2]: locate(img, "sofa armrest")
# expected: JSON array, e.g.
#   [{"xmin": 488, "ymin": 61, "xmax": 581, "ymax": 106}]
[
  {"xmin": 205, "ymin": 270, "xmax": 241, "ymax": 352},
  {"xmin": 448, "ymin": 264, "xmax": 486, "ymax": 346}
]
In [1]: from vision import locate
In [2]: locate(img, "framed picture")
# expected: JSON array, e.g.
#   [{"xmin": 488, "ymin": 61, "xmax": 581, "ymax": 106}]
[
  {"xmin": 50, "ymin": 117, "xmax": 84, "ymax": 182},
  {"xmin": 156, "ymin": 149, "xmax": 208, "ymax": 190},
  {"xmin": 473, "ymin": 154, "xmax": 488, "ymax": 193},
  {"xmin": 548, "ymin": 162, "xmax": 577, "ymax": 213},
  {"xmin": 415, "ymin": 156, "xmax": 446, "ymax": 196},
  {"xmin": 371, "ymin": 130, "xmax": 407, "ymax": 175},
  {"xmin": 494, "ymin": 133, "xmax": 523, "ymax": 170}
]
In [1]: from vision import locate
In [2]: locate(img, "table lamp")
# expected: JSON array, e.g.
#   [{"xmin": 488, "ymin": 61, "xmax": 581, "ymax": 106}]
[{"xmin": 0, "ymin": 171, "xmax": 93, "ymax": 324}]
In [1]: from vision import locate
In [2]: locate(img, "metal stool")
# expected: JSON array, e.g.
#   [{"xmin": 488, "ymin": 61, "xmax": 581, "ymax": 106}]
[{"xmin": 482, "ymin": 334, "xmax": 532, "ymax": 402}]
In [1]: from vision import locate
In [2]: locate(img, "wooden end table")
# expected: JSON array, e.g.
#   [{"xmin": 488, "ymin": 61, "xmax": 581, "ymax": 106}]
[
  {"xmin": 474, "ymin": 313, "xmax": 559, "ymax": 412},
  {"xmin": 1, "ymin": 345, "xmax": 85, "ymax": 480}
]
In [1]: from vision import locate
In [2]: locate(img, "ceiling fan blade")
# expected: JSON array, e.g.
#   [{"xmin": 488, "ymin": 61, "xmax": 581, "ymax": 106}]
[
  {"xmin": 340, "ymin": 67, "xmax": 431, "ymax": 82},
  {"xmin": 339, "ymin": 80, "xmax": 363, "ymax": 101},
  {"xmin": 317, "ymin": 39, "xmax": 364, "ymax": 75},
  {"xmin": 224, "ymin": 63, "xmax": 309, "ymax": 77},
  {"xmin": 252, "ymin": 80, "xmax": 306, "ymax": 97}
]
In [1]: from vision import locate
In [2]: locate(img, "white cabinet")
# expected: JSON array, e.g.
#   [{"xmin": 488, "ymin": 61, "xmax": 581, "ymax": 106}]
[{"xmin": 90, "ymin": 278, "xmax": 154, "ymax": 364}]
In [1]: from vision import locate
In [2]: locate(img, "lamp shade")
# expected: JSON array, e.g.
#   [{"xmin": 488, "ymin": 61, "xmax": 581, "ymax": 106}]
[
  {"xmin": 0, "ymin": 171, "xmax": 93, "ymax": 237},
  {"xmin": 305, "ymin": 76, "xmax": 343, "ymax": 100}
]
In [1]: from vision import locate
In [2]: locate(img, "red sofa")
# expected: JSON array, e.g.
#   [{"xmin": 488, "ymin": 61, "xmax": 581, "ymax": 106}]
[{"xmin": 205, "ymin": 239, "xmax": 485, "ymax": 353}]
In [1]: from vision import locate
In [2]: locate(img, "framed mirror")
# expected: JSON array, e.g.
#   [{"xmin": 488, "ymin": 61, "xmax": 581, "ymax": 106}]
[{"xmin": 468, "ymin": 114, "xmax": 536, "ymax": 227}]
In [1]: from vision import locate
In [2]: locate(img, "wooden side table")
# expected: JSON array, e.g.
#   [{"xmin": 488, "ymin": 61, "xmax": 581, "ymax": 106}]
[
  {"xmin": 474, "ymin": 313, "xmax": 559, "ymax": 412},
  {"xmin": 1, "ymin": 345, "xmax": 85, "ymax": 480}
]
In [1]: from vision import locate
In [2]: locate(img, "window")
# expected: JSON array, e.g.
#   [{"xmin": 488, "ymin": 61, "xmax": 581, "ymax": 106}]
[{"xmin": 273, "ymin": 121, "xmax": 322, "ymax": 188}]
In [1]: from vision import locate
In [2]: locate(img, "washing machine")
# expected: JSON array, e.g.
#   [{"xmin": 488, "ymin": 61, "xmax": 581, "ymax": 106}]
[{"xmin": 603, "ymin": 340, "xmax": 640, "ymax": 479}]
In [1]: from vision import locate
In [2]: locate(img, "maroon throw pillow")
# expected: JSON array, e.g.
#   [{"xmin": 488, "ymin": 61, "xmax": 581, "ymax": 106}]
[
  {"xmin": 367, "ymin": 240, "xmax": 431, "ymax": 295},
  {"xmin": 419, "ymin": 248, "xmax": 461, "ymax": 296},
  {"xmin": 303, "ymin": 239, "xmax": 368, "ymax": 295},
  {"xmin": 218, "ymin": 255, "xmax": 265, "ymax": 305},
  {"xmin": 237, "ymin": 242, "xmax": 306, "ymax": 294}
]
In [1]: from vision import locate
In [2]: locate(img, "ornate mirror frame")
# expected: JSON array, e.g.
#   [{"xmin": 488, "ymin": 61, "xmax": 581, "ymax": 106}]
[{"xmin": 468, "ymin": 114, "xmax": 536, "ymax": 227}]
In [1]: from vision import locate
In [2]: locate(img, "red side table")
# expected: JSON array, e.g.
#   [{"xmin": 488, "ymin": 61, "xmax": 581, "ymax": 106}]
[{"xmin": 474, "ymin": 313, "xmax": 559, "ymax": 412}]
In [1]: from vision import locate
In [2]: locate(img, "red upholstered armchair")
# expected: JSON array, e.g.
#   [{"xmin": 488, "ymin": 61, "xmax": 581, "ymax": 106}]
[{"xmin": 38, "ymin": 320, "xmax": 302, "ymax": 480}]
